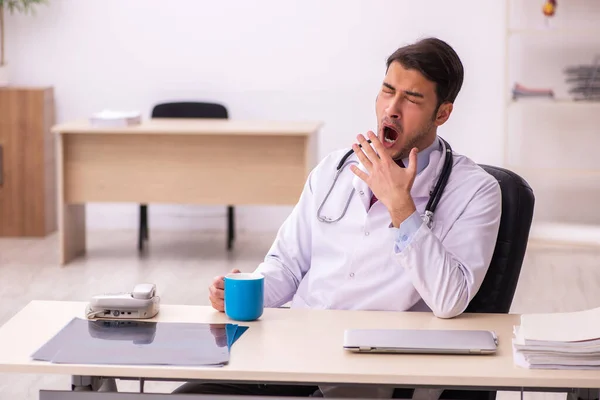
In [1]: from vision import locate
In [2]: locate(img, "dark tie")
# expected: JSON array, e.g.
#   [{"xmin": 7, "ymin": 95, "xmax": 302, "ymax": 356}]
[{"xmin": 369, "ymin": 159, "xmax": 405, "ymax": 208}]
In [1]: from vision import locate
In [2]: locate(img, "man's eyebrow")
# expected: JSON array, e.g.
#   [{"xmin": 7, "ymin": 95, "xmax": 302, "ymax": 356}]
[
  {"xmin": 404, "ymin": 90, "xmax": 424, "ymax": 98},
  {"xmin": 382, "ymin": 82, "xmax": 424, "ymax": 99}
]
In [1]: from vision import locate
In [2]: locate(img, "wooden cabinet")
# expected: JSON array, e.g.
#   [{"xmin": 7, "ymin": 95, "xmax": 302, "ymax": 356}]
[{"xmin": 0, "ymin": 87, "xmax": 56, "ymax": 236}]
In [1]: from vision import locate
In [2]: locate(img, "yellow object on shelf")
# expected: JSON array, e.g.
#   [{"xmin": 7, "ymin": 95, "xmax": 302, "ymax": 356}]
[{"xmin": 542, "ymin": 0, "xmax": 557, "ymax": 17}]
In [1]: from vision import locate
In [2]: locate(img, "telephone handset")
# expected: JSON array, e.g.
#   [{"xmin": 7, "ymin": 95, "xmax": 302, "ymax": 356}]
[{"xmin": 86, "ymin": 283, "xmax": 160, "ymax": 319}]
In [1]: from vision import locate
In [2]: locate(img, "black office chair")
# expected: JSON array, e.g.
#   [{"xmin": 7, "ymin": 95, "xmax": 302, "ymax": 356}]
[
  {"xmin": 436, "ymin": 165, "xmax": 535, "ymax": 400},
  {"xmin": 139, "ymin": 101, "xmax": 236, "ymax": 252}
]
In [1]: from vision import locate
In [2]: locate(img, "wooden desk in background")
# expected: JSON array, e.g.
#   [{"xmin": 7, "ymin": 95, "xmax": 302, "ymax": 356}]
[{"xmin": 51, "ymin": 119, "xmax": 322, "ymax": 265}]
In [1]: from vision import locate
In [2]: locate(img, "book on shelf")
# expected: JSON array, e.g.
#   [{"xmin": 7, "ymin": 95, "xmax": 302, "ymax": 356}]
[
  {"xmin": 511, "ymin": 83, "xmax": 555, "ymax": 100},
  {"xmin": 564, "ymin": 57, "xmax": 600, "ymax": 102},
  {"xmin": 513, "ymin": 306, "xmax": 600, "ymax": 369}
]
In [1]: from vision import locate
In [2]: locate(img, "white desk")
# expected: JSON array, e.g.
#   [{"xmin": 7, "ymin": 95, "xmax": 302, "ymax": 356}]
[{"xmin": 1, "ymin": 301, "xmax": 600, "ymax": 396}]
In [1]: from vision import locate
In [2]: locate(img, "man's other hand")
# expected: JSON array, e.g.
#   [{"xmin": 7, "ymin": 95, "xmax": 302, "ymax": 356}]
[{"xmin": 209, "ymin": 268, "xmax": 241, "ymax": 311}]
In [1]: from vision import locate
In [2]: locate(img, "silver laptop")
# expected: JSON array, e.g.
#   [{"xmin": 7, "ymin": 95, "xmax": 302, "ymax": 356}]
[{"xmin": 343, "ymin": 329, "xmax": 498, "ymax": 355}]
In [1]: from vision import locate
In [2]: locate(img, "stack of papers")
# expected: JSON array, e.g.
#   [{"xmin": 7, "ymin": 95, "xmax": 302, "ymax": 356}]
[
  {"xmin": 90, "ymin": 110, "xmax": 142, "ymax": 127},
  {"xmin": 513, "ymin": 307, "xmax": 600, "ymax": 370},
  {"xmin": 31, "ymin": 318, "xmax": 248, "ymax": 367}
]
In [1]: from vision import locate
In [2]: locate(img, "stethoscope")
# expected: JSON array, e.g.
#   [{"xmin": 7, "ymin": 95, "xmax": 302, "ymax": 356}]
[{"xmin": 316, "ymin": 137, "xmax": 453, "ymax": 229}]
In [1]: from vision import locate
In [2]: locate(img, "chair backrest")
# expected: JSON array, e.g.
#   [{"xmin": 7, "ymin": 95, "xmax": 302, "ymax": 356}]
[
  {"xmin": 151, "ymin": 102, "xmax": 228, "ymax": 119},
  {"xmin": 465, "ymin": 165, "xmax": 535, "ymax": 314}
]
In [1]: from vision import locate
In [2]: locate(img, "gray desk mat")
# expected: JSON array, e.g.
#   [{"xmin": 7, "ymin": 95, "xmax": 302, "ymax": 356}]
[{"xmin": 32, "ymin": 317, "xmax": 248, "ymax": 366}]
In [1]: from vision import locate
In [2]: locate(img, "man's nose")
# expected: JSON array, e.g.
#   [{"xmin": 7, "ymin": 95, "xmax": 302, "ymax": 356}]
[{"xmin": 385, "ymin": 97, "xmax": 401, "ymax": 119}]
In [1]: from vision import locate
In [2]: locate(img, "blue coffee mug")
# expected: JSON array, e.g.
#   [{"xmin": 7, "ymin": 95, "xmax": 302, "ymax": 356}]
[{"xmin": 224, "ymin": 273, "xmax": 264, "ymax": 321}]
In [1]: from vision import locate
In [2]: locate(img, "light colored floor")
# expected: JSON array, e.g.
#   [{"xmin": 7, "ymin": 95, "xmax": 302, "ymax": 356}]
[{"xmin": 1, "ymin": 230, "xmax": 600, "ymax": 399}]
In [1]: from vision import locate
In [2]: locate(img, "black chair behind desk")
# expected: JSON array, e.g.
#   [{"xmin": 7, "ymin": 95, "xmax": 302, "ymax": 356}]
[
  {"xmin": 437, "ymin": 165, "xmax": 535, "ymax": 400},
  {"xmin": 139, "ymin": 102, "xmax": 236, "ymax": 252}
]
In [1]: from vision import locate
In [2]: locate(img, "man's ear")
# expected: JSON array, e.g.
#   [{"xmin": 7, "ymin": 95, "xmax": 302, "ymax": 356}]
[{"xmin": 434, "ymin": 102, "xmax": 453, "ymax": 126}]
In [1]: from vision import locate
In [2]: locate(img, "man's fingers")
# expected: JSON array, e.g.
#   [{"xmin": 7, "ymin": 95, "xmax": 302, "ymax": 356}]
[
  {"xmin": 210, "ymin": 298, "xmax": 225, "ymax": 312},
  {"xmin": 407, "ymin": 147, "xmax": 418, "ymax": 177},
  {"xmin": 366, "ymin": 131, "xmax": 388, "ymax": 161},
  {"xmin": 209, "ymin": 290, "xmax": 224, "ymax": 312},
  {"xmin": 352, "ymin": 143, "xmax": 372, "ymax": 170},
  {"xmin": 356, "ymin": 133, "xmax": 379, "ymax": 163},
  {"xmin": 214, "ymin": 269, "xmax": 239, "ymax": 289},
  {"xmin": 350, "ymin": 164, "xmax": 369, "ymax": 182},
  {"xmin": 210, "ymin": 285, "xmax": 225, "ymax": 300},
  {"xmin": 213, "ymin": 276, "xmax": 225, "ymax": 290},
  {"xmin": 211, "ymin": 298, "xmax": 224, "ymax": 309}
]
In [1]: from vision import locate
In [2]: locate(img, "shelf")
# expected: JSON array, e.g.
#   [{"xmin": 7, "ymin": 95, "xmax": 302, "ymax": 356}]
[
  {"xmin": 508, "ymin": 99, "xmax": 600, "ymax": 107},
  {"xmin": 505, "ymin": 165, "xmax": 600, "ymax": 178},
  {"xmin": 529, "ymin": 222, "xmax": 600, "ymax": 247},
  {"xmin": 506, "ymin": 2, "xmax": 600, "ymax": 251},
  {"xmin": 509, "ymin": 28, "xmax": 600, "ymax": 36}
]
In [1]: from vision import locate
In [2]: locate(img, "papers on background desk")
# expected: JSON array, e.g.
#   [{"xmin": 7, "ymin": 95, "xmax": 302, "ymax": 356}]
[
  {"xmin": 89, "ymin": 110, "xmax": 142, "ymax": 127},
  {"xmin": 31, "ymin": 318, "xmax": 248, "ymax": 367},
  {"xmin": 513, "ymin": 306, "xmax": 600, "ymax": 369}
]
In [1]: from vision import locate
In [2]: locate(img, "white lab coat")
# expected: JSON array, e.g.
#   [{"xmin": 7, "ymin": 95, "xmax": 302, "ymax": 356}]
[{"xmin": 254, "ymin": 137, "xmax": 502, "ymax": 398}]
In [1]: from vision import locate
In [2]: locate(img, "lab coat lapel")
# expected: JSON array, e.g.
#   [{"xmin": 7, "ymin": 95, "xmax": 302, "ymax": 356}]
[{"xmin": 410, "ymin": 142, "xmax": 445, "ymax": 199}]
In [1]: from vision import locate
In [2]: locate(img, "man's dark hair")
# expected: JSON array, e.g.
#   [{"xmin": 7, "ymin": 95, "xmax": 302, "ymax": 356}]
[{"xmin": 386, "ymin": 37, "xmax": 464, "ymax": 110}]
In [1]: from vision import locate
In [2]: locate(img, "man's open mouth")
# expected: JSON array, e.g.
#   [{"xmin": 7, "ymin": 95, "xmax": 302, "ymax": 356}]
[{"xmin": 382, "ymin": 125, "xmax": 399, "ymax": 148}]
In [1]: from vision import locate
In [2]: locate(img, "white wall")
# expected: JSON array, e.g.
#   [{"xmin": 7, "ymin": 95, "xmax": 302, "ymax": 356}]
[{"xmin": 5, "ymin": 0, "xmax": 506, "ymax": 233}]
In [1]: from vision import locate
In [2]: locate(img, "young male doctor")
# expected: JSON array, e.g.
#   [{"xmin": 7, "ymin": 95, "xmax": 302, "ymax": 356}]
[{"xmin": 176, "ymin": 37, "xmax": 502, "ymax": 398}]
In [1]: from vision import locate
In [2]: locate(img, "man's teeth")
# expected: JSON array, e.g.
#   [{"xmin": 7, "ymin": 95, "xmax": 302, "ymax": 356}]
[{"xmin": 384, "ymin": 136, "xmax": 395, "ymax": 143}]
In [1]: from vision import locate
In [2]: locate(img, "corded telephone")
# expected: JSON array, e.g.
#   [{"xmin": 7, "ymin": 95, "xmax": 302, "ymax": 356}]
[{"xmin": 85, "ymin": 283, "xmax": 160, "ymax": 319}]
